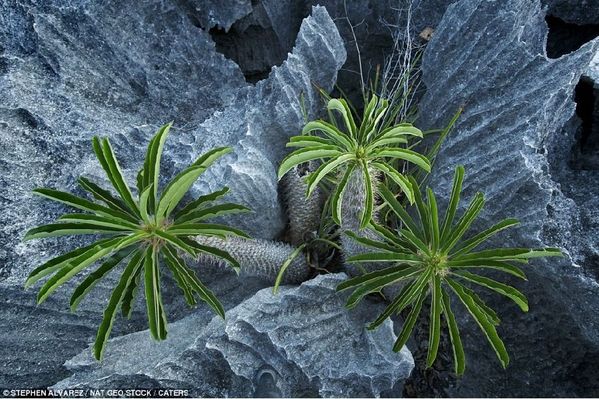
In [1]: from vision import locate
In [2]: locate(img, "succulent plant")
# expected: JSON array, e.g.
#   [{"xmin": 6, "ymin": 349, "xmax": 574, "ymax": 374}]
[
  {"xmin": 277, "ymin": 95, "xmax": 430, "ymax": 229},
  {"xmin": 23, "ymin": 123, "xmax": 248, "ymax": 360},
  {"xmin": 338, "ymin": 165, "xmax": 562, "ymax": 375}
]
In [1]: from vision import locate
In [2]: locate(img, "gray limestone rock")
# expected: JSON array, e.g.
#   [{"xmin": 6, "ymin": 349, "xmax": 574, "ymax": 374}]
[
  {"xmin": 417, "ymin": 0, "xmax": 599, "ymax": 395},
  {"xmin": 0, "ymin": 1, "xmax": 345, "ymax": 389},
  {"xmin": 55, "ymin": 273, "xmax": 414, "ymax": 397}
]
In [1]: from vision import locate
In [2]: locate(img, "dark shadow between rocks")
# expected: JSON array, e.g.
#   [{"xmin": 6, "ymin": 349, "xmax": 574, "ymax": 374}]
[
  {"xmin": 546, "ymin": 15, "xmax": 599, "ymax": 58},
  {"xmin": 209, "ymin": 24, "xmax": 288, "ymax": 83}
]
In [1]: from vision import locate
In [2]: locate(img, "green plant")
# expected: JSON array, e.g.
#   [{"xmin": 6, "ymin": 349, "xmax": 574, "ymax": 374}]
[
  {"xmin": 277, "ymin": 95, "xmax": 431, "ymax": 229},
  {"xmin": 23, "ymin": 123, "xmax": 249, "ymax": 360},
  {"xmin": 337, "ymin": 165, "xmax": 562, "ymax": 375}
]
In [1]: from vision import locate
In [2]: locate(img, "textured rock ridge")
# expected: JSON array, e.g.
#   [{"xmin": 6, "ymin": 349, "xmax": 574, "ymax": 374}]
[
  {"xmin": 54, "ymin": 273, "xmax": 414, "ymax": 397},
  {"xmin": 417, "ymin": 0, "xmax": 599, "ymax": 396}
]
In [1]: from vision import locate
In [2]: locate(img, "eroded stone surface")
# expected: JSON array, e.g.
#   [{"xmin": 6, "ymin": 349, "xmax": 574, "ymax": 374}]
[{"xmin": 54, "ymin": 274, "xmax": 414, "ymax": 397}]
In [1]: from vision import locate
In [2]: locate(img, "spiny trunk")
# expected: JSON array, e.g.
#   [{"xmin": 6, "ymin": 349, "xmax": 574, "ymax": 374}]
[
  {"xmin": 280, "ymin": 161, "xmax": 324, "ymax": 247},
  {"xmin": 340, "ymin": 167, "xmax": 382, "ymax": 277},
  {"xmin": 194, "ymin": 236, "xmax": 311, "ymax": 284}
]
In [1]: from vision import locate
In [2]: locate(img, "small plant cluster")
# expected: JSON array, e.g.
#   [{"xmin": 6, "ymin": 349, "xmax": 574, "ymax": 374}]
[
  {"xmin": 24, "ymin": 123, "xmax": 249, "ymax": 360},
  {"xmin": 275, "ymin": 94, "xmax": 562, "ymax": 375},
  {"xmin": 25, "ymin": 94, "xmax": 561, "ymax": 375}
]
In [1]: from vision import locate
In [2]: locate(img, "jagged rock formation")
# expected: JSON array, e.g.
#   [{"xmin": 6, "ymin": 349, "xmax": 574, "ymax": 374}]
[
  {"xmin": 53, "ymin": 274, "xmax": 414, "ymax": 397},
  {"xmin": 0, "ymin": 1, "xmax": 345, "ymax": 388},
  {"xmin": 417, "ymin": 0, "xmax": 599, "ymax": 396}
]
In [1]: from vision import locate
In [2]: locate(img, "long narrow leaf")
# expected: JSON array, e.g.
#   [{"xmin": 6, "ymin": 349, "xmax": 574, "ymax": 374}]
[
  {"xmin": 331, "ymin": 164, "xmax": 356, "ymax": 225},
  {"xmin": 441, "ymin": 287, "xmax": 466, "ymax": 375},
  {"xmin": 93, "ymin": 248, "xmax": 145, "ymax": 360},
  {"xmin": 446, "ymin": 278, "xmax": 509, "ymax": 368},
  {"xmin": 162, "ymin": 245, "xmax": 225, "ymax": 317},
  {"xmin": 278, "ymin": 146, "xmax": 342, "ymax": 179},
  {"xmin": 25, "ymin": 240, "xmax": 112, "ymax": 288},
  {"xmin": 426, "ymin": 275, "xmax": 442, "ymax": 367},
  {"xmin": 453, "ymin": 271, "xmax": 528, "ymax": 311},
  {"xmin": 440, "ymin": 165, "xmax": 464, "ymax": 241},
  {"xmin": 70, "ymin": 247, "xmax": 135, "ymax": 311},
  {"xmin": 174, "ymin": 187, "xmax": 230, "ymax": 220},
  {"xmin": 393, "ymin": 285, "xmax": 427, "ymax": 352}
]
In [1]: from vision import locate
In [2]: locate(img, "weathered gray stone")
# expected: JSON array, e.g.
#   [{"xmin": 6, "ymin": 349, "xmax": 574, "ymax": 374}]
[
  {"xmin": 55, "ymin": 273, "xmax": 414, "ymax": 397},
  {"xmin": 417, "ymin": 0, "xmax": 599, "ymax": 396},
  {"xmin": 0, "ymin": 1, "xmax": 345, "ymax": 389}
]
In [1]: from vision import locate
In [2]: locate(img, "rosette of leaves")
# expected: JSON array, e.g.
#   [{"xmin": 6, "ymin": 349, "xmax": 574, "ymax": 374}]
[
  {"xmin": 337, "ymin": 165, "xmax": 562, "ymax": 375},
  {"xmin": 277, "ymin": 94, "xmax": 431, "ymax": 229},
  {"xmin": 23, "ymin": 123, "xmax": 249, "ymax": 360}
]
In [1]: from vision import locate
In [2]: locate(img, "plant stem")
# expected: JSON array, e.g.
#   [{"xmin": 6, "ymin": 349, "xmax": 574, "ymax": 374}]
[{"xmin": 194, "ymin": 236, "xmax": 311, "ymax": 284}]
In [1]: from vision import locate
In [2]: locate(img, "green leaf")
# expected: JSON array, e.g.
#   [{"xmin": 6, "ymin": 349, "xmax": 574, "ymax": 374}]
[
  {"xmin": 453, "ymin": 271, "xmax": 528, "ymax": 312},
  {"xmin": 144, "ymin": 246, "xmax": 167, "ymax": 340},
  {"xmin": 441, "ymin": 288, "xmax": 466, "ymax": 375},
  {"xmin": 392, "ymin": 285, "xmax": 427, "ymax": 352},
  {"xmin": 346, "ymin": 267, "xmax": 421, "ymax": 309},
  {"xmin": 331, "ymin": 163, "xmax": 356, "ymax": 225},
  {"xmin": 162, "ymin": 245, "xmax": 225, "ymax": 318},
  {"xmin": 139, "ymin": 184, "xmax": 153, "ymax": 224},
  {"xmin": 32, "ymin": 188, "xmax": 138, "ymax": 224},
  {"xmin": 25, "ymin": 240, "xmax": 112, "ymax": 288},
  {"xmin": 427, "ymin": 188, "xmax": 440, "ymax": 252},
  {"xmin": 374, "ymin": 124, "xmax": 423, "ymax": 143},
  {"xmin": 440, "ymin": 165, "xmax": 465, "ymax": 241},
  {"xmin": 286, "ymin": 135, "xmax": 334, "ymax": 148},
  {"xmin": 175, "ymin": 203, "xmax": 250, "ymax": 224},
  {"xmin": 446, "ymin": 278, "xmax": 509, "ymax": 368},
  {"xmin": 399, "ymin": 229, "xmax": 431, "ymax": 257},
  {"xmin": 409, "ymin": 177, "xmax": 431, "ymax": 243},
  {"xmin": 24, "ymin": 223, "xmax": 128, "ymax": 241},
  {"xmin": 344, "ymin": 230, "xmax": 398, "ymax": 252},
  {"xmin": 273, "ymin": 244, "xmax": 305, "ymax": 295},
  {"xmin": 456, "ymin": 282, "xmax": 500, "ymax": 325},
  {"xmin": 372, "ymin": 148, "xmax": 431, "ymax": 172},
  {"xmin": 441, "ymin": 192, "xmax": 485, "ymax": 254},
  {"xmin": 277, "ymin": 146, "xmax": 342, "ymax": 179},
  {"xmin": 306, "ymin": 154, "xmax": 355, "ymax": 197},
  {"xmin": 57, "ymin": 214, "xmax": 139, "ymax": 230},
  {"xmin": 77, "ymin": 177, "xmax": 132, "ymax": 217},
  {"xmin": 93, "ymin": 248, "xmax": 145, "ymax": 360},
  {"xmin": 337, "ymin": 264, "xmax": 415, "ymax": 292},
  {"xmin": 371, "ymin": 162, "xmax": 414, "ymax": 204},
  {"xmin": 96, "ymin": 137, "xmax": 140, "ymax": 216},
  {"xmin": 121, "ymin": 266, "xmax": 143, "ymax": 319},
  {"xmin": 359, "ymin": 159, "xmax": 374, "ymax": 229},
  {"xmin": 174, "ymin": 187, "xmax": 230, "ymax": 220},
  {"xmin": 454, "ymin": 247, "xmax": 562, "ymax": 262},
  {"xmin": 36, "ymin": 236, "xmax": 129, "ymax": 304},
  {"xmin": 163, "ymin": 247, "xmax": 197, "ymax": 307},
  {"xmin": 157, "ymin": 147, "xmax": 232, "ymax": 220},
  {"xmin": 328, "ymin": 98, "xmax": 357, "ymax": 136},
  {"xmin": 448, "ymin": 259, "xmax": 527, "ymax": 280},
  {"xmin": 70, "ymin": 247, "xmax": 135, "ymax": 311},
  {"xmin": 142, "ymin": 123, "xmax": 172, "ymax": 213},
  {"xmin": 152, "ymin": 230, "xmax": 199, "ymax": 257},
  {"xmin": 451, "ymin": 218, "xmax": 520, "ymax": 256},
  {"xmin": 347, "ymin": 252, "xmax": 423, "ymax": 264},
  {"xmin": 426, "ymin": 275, "xmax": 442, "ymax": 368},
  {"xmin": 378, "ymin": 184, "xmax": 421, "ymax": 236},
  {"xmin": 368, "ymin": 267, "xmax": 433, "ymax": 330},
  {"xmin": 302, "ymin": 120, "xmax": 355, "ymax": 150}
]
